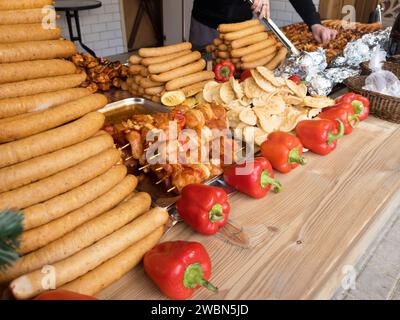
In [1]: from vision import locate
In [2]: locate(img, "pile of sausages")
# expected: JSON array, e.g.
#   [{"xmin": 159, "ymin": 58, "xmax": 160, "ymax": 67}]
[
  {"xmin": 206, "ymin": 19, "xmax": 288, "ymax": 71},
  {"xmin": 0, "ymin": 0, "xmax": 168, "ymax": 300},
  {"xmin": 127, "ymin": 42, "xmax": 214, "ymax": 101}
]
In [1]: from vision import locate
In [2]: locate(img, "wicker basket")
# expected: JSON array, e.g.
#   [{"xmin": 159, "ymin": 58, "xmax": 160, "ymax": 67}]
[
  {"xmin": 344, "ymin": 76, "xmax": 400, "ymax": 123},
  {"xmin": 360, "ymin": 61, "xmax": 400, "ymax": 77}
]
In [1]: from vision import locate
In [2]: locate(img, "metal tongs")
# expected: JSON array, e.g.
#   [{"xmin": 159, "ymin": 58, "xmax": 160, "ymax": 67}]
[{"xmin": 245, "ymin": 0, "xmax": 300, "ymax": 56}]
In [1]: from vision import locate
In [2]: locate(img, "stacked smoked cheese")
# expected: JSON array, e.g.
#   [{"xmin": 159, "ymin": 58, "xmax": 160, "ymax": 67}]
[
  {"xmin": 127, "ymin": 42, "xmax": 215, "ymax": 100},
  {"xmin": 206, "ymin": 19, "xmax": 288, "ymax": 71},
  {"xmin": 0, "ymin": 0, "xmax": 168, "ymax": 299}
]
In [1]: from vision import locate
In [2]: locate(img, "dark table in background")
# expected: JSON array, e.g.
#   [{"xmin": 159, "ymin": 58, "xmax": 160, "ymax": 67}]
[{"xmin": 55, "ymin": 0, "xmax": 102, "ymax": 57}]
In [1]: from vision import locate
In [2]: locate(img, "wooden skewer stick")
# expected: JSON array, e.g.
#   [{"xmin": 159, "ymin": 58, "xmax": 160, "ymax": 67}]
[
  {"xmin": 139, "ymin": 164, "xmax": 151, "ymax": 171},
  {"xmin": 155, "ymin": 167, "xmax": 163, "ymax": 172},
  {"xmin": 149, "ymin": 153, "xmax": 160, "ymax": 160},
  {"xmin": 119, "ymin": 143, "xmax": 130, "ymax": 151},
  {"xmin": 125, "ymin": 155, "xmax": 134, "ymax": 161},
  {"xmin": 167, "ymin": 186, "xmax": 177, "ymax": 193},
  {"xmin": 156, "ymin": 177, "xmax": 168, "ymax": 185}
]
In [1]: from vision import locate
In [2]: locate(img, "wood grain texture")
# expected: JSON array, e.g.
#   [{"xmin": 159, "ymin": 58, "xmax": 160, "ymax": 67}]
[{"xmin": 98, "ymin": 117, "xmax": 400, "ymax": 300}]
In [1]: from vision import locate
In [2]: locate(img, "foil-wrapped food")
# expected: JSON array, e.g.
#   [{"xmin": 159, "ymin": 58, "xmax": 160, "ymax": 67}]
[{"xmin": 278, "ymin": 27, "xmax": 391, "ymax": 96}]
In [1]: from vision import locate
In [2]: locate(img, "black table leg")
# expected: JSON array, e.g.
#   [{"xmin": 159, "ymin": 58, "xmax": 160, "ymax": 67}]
[
  {"xmin": 128, "ymin": 0, "xmax": 146, "ymax": 50},
  {"xmin": 73, "ymin": 10, "xmax": 97, "ymax": 57},
  {"xmin": 64, "ymin": 9, "xmax": 97, "ymax": 57}
]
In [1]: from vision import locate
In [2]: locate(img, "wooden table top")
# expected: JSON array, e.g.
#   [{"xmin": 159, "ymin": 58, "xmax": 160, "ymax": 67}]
[{"xmin": 98, "ymin": 115, "xmax": 400, "ymax": 300}]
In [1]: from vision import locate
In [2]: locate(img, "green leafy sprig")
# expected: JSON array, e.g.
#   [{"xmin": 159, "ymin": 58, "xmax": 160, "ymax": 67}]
[{"xmin": 0, "ymin": 210, "xmax": 23, "ymax": 272}]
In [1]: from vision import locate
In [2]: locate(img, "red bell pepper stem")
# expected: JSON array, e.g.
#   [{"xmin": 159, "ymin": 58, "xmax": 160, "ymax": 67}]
[
  {"xmin": 260, "ymin": 170, "xmax": 282, "ymax": 193},
  {"xmin": 348, "ymin": 113, "xmax": 360, "ymax": 128},
  {"xmin": 327, "ymin": 119, "xmax": 345, "ymax": 145},
  {"xmin": 209, "ymin": 203, "xmax": 224, "ymax": 222},
  {"xmin": 184, "ymin": 263, "xmax": 218, "ymax": 293},
  {"xmin": 352, "ymin": 100, "xmax": 365, "ymax": 116},
  {"xmin": 288, "ymin": 148, "xmax": 307, "ymax": 165}
]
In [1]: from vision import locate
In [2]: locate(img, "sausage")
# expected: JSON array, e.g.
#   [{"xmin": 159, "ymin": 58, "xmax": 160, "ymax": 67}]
[
  {"xmin": 0, "ymin": 112, "xmax": 105, "ymax": 168},
  {"xmin": 61, "ymin": 227, "xmax": 163, "ymax": 296},
  {"xmin": 0, "ymin": 134, "xmax": 114, "ymax": 193},
  {"xmin": 140, "ymin": 67, "xmax": 149, "ymax": 77},
  {"xmin": 0, "ymin": 0, "xmax": 53, "ymax": 10},
  {"xmin": 223, "ymin": 25, "xmax": 265, "ymax": 41},
  {"xmin": 212, "ymin": 38, "xmax": 223, "ymax": 46},
  {"xmin": 128, "ymin": 55, "xmax": 142, "ymax": 65},
  {"xmin": 0, "ymin": 88, "xmax": 92, "ymax": 119},
  {"xmin": 151, "ymin": 59, "xmax": 206, "ymax": 83},
  {"xmin": 205, "ymin": 45, "xmax": 216, "ymax": 53},
  {"xmin": 0, "ymin": 148, "xmax": 120, "ymax": 210},
  {"xmin": 23, "ymin": 165, "xmax": 128, "ymax": 230},
  {"xmin": 217, "ymin": 51, "xmax": 230, "ymax": 59},
  {"xmin": 0, "ymin": 24, "xmax": 61, "ymax": 43},
  {"xmin": 0, "ymin": 72, "xmax": 86, "ymax": 100},
  {"xmin": 145, "ymin": 86, "xmax": 164, "ymax": 96},
  {"xmin": 231, "ymin": 38, "xmax": 276, "ymax": 58},
  {"xmin": 128, "ymin": 64, "xmax": 145, "ymax": 75},
  {"xmin": 1, "ymin": 193, "xmax": 151, "ymax": 283},
  {"xmin": 0, "ymin": 40, "xmax": 77, "ymax": 63},
  {"xmin": 141, "ymin": 50, "xmax": 192, "ymax": 66},
  {"xmin": 218, "ymin": 44, "xmax": 229, "ymax": 51},
  {"xmin": 0, "ymin": 93, "xmax": 107, "ymax": 143},
  {"xmin": 0, "ymin": 59, "xmax": 78, "ymax": 84},
  {"xmin": 218, "ymin": 19, "xmax": 260, "ymax": 33},
  {"xmin": 165, "ymin": 71, "xmax": 214, "ymax": 91},
  {"xmin": 231, "ymin": 32, "xmax": 269, "ymax": 49},
  {"xmin": 20, "ymin": 173, "xmax": 137, "ymax": 253},
  {"xmin": 241, "ymin": 52, "xmax": 276, "ymax": 70},
  {"xmin": 180, "ymin": 81, "xmax": 209, "ymax": 97},
  {"xmin": 10, "ymin": 208, "xmax": 169, "ymax": 299},
  {"xmin": 0, "ymin": 8, "xmax": 49, "ymax": 25},
  {"xmin": 151, "ymin": 95, "xmax": 161, "ymax": 103},
  {"xmin": 241, "ymin": 45, "xmax": 277, "ymax": 63},
  {"xmin": 139, "ymin": 42, "xmax": 192, "ymax": 58},
  {"xmin": 139, "ymin": 78, "xmax": 164, "ymax": 89},
  {"xmin": 265, "ymin": 47, "xmax": 289, "ymax": 70},
  {"xmin": 148, "ymin": 51, "xmax": 201, "ymax": 74}
]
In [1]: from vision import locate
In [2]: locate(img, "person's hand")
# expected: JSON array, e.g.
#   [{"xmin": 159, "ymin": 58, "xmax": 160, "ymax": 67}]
[
  {"xmin": 251, "ymin": 0, "xmax": 270, "ymax": 19},
  {"xmin": 311, "ymin": 24, "xmax": 337, "ymax": 46}
]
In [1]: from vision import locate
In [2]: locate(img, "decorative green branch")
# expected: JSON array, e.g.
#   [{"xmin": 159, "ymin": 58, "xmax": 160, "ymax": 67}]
[{"xmin": 0, "ymin": 210, "xmax": 23, "ymax": 272}]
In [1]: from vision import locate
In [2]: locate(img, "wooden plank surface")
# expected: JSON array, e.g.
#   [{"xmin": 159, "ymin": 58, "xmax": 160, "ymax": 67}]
[{"xmin": 98, "ymin": 116, "xmax": 400, "ymax": 300}]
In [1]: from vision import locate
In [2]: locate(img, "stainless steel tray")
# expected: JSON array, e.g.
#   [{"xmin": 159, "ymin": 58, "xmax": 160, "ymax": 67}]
[
  {"xmin": 100, "ymin": 98, "xmax": 236, "ymax": 209},
  {"xmin": 101, "ymin": 97, "xmax": 248, "ymax": 247}
]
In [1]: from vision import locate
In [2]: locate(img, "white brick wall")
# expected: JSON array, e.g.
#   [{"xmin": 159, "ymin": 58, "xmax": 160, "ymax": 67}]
[
  {"xmin": 270, "ymin": 0, "xmax": 320, "ymax": 27},
  {"xmin": 58, "ymin": 0, "xmax": 126, "ymax": 57}
]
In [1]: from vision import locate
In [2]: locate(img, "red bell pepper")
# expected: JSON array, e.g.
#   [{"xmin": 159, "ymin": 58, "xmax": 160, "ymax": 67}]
[
  {"xmin": 240, "ymin": 70, "xmax": 252, "ymax": 82},
  {"xmin": 337, "ymin": 93, "xmax": 370, "ymax": 121},
  {"xmin": 223, "ymin": 157, "xmax": 282, "ymax": 199},
  {"xmin": 143, "ymin": 241, "xmax": 218, "ymax": 300},
  {"xmin": 295, "ymin": 119, "xmax": 345, "ymax": 155},
  {"xmin": 261, "ymin": 132, "xmax": 306, "ymax": 174},
  {"xmin": 176, "ymin": 184, "xmax": 230, "ymax": 235},
  {"xmin": 214, "ymin": 60, "xmax": 235, "ymax": 83},
  {"xmin": 318, "ymin": 103, "xmax": 359, "ymax": 135},
  {"xmin": 289, "ymin": 75, "xmax": 302, "ymax": 85}
]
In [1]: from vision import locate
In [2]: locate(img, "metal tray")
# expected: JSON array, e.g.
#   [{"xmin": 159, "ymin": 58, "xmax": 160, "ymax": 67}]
[{"xmin": 99, "ymin": 98, "xmax": 236, "ymax": 209}]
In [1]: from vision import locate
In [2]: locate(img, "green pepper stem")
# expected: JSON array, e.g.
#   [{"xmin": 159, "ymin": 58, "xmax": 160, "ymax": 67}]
[
  {"xmin": 209, "ymin": 203, "xmax": 224, "ymax": 223},
  {"xmin": 260, "ymin": 170, "xmax": 282, "ymax": 193},
  {"xmin": 184, "ymin": 263, "xmax": 219, "ymax": 294},
  {"xmin": 352, "ymin": 100, "xmax": 364, "ymax": 115},
  {"xmin": 348, "ymin": 113, "xmax": 360, "ymax": 128},
  {"xmin": 220, "ymin": 66, "xmax": 231, "ymax": 79},
  {"xmin": 327, "ymin": 119, "xmax": 345, "ymax": 145},
  {"xmin": 199, "ymin": 279, "xmax": 219, "ymax": 293},
  {"xmin": 288, "ymin": 148, "xmax": 307, "ymax": 165}
]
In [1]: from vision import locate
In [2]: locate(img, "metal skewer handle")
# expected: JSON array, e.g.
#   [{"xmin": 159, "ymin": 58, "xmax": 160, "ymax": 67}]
[{"xmin": 244, "ymin": 0, "xmax": 300, "ymax": 55}]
